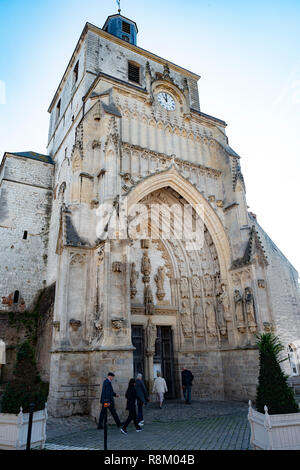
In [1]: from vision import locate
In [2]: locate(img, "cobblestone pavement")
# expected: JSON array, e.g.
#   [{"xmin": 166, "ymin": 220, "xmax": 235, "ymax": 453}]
[{"xmin": 45, "ymin": 400, "xmax": 251, "ymax": 450}]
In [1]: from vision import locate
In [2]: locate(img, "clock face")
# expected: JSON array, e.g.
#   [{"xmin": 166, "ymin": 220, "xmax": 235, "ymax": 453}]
[{"xmin": 157, "ymin": 92, "xmax": 176, "ymax": 111}]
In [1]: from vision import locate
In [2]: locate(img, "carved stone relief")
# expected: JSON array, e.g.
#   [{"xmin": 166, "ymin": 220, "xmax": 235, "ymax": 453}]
[
  {"xmin": 154, "ymin": 266, "xmax": 166, "ymax": 300},
  {"xmin": 130, "ymin": 262, "xmax": 139, "ymax": 299},
  {"xmin": 180, "ymin": 277, "xmax": 189, "ymax": 299},
  {"xmin": 111, "ymin": 319, "xmax": 124, "ymax": 331},
  {"xmin": 244, "ymin": 287, "xmax": 257, "ymax": 334},
  {"xmin": 141, "ymin": 250, "xmax": 151, "ymax": 283},
  {"xmin": 203, "ymin": 274, "xmax": 214, "ymax": 297},
  {"xmin": 193, "ymin": 300, "xmax": 205, "ymax": 337},
  {"xmin": 144, "ymin": 284, "xmax": 155, "ymax": 316},
  {"xmin": 234, "ymin": 289, "xmax": 246, "ymax": 333},
  {"xmin": 191, "ymin": 276, "xmax": 201, "ymax": 298},
  {"xmin": 205, "ymin": 300, "xmax": 217, "ymax": 337},
  {"xmin": 145, "ymin": 319, "xmax": 157, "ymax": 354},
  {"xmin": 180, "ymin": 300, "xmax": 193, "ymax": 338}
]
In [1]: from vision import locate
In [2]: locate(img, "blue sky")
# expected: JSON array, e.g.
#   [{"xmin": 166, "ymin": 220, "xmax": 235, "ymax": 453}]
[{"xmin": 0, "ymin": 0, "xmax": 300, "ymax": 272}]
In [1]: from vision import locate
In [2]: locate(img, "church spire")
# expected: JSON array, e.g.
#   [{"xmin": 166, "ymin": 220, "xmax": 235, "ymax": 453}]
[{"xmin": 116, "ymin": 0, "xmax": 121, "ymax": 14}]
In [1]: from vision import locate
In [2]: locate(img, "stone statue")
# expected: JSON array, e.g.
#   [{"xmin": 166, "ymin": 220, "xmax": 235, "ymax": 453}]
[
  {"xmin": 216, "ymin": 288, "xmax": 227, "ymax": 336},
  {"xmin": 180, "ymin": 300, "xmax": 193, "ymax": 338},
  {"xmin": 244, "ymin": 287, "xmax": 256, "ymax": 332},
  {"xmin": 154, "ymin": 266, "xmax": 165, "ymax": 300},
  {"xmin": 234, "ymin": 289, "xmax": 245, "ymax": 333},
  {"xmin": 205, "ymin": 300, "xmax": 217, "ymax": 337},
  {"xmin": 218, "ymin": 284, "xmax": 231, "ymax": 322},
  {"xmin": 146, "ymin": 319, "xmax": 157, "ymax": 353},
  {"xmin": 193, "ymin": 300, "xmax": 205, "ymax": 337},
  {"xmin": 141, "ymin": 251, "xmax": 151, "ymax": 282},
  {"xmin": 144, "ymin": 284, "xmax": 155, "ymax": 315},
  {"xmin": 130, "ymin": 262, "xmax": 139, "ymax": 299},
  {"xmin": 203, "ymin": 274, "xmax": 214, "ymax": 297},
  {"xmin": 180, "ymin": 277, "xmax": 189, "ymax": 298},
  {"xmin": 192, "ymin": 276, "xmax": 201, "ymax": 298}
]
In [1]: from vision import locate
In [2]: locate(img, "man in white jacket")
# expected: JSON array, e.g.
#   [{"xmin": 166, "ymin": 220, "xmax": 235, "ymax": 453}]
[{"xmin": 152, "ymin": 371, "xmax": 168, "ymax": 409}]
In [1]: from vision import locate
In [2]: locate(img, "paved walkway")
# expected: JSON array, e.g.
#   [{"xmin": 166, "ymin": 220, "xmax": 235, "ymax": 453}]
[{"xmin": 45, "ymin": 400, "xmax": 251, "ymax": 450}]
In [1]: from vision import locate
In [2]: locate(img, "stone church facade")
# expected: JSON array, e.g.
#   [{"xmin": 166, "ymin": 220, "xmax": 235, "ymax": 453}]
[{"xmin": 1, "ymin": 13, "xmax": 300, "ymax": 418}]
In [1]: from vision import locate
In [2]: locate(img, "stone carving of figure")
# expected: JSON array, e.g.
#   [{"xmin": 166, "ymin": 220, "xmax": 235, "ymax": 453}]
[
  {"xmin": 141, "ymin": 251, "xmax": 151, "ymax": 275},
  {"xmin": 201, "ymin": 255, "xmax": 210, "ymax": 274},
  {"xmin": 154, "ymin": 266, "xmax": 165, "ymax": 300},
  {"xmin": 180, "ymin": 277, "xmax": 189, "ymax": 298},
  {"xmin": 141, "ymin": 251, "xmax": 151, "ymax": 282},
  {"xmin": 218, "ymin": 284, "xmax": 231, "ymax": 322},
  {"xmin": 180, "ymin": 300, "xmax": 193, "ymax": 338},
  {"xmin": 203, "ymin": 274, "xmax": 214, "ymax": 297},
  {"xmin": 244, "ymin": 287, "xmax": 256, "ymax": 333},
  {"xmin": 205, "ymin": 300, "xmax": 217, "ymax": 337},
  {"xmin": 192, "ymin": 276, "xmax": 201, "ymax": 298},
  {"xmin": 234, "ymin": 289, "xmax": 245, "ymax": 333},
  {"xmin": 193, "ymin": 300, "xmax": 205, "ymax": 337},
  {"xmin": 130, "ymin": 262, "xmax": 139, "ymax": 299},
  {"xmin": 146, "ymin": 319, "xmax": 157, "ymax": 353},
  {"xmin": 144, "ymin": 284, "xmax": 155, "ymax": 315}
]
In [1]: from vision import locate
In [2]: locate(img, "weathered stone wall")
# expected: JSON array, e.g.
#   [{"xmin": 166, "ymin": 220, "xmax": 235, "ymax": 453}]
[
  {"xmin": 221, "ymin": 348, "xmax": 259, "ymax": 402},
  {"xmin": 177, "ymin": 351, "xmax": 225, "ymax": 400},
  {"xmin": 48, "ymin": 349, "xmax": 133, "ymax": 419},
  {"xmin": 85, "ymin": 29, "xmax": 200, "ymax": 111},
  {"xmin": 0, "ymin": 155, "xmax": 53, "ymax": 312},
  {"xmin": 253, "ymin": 216, "xmax": 300, "ymax": 375}
]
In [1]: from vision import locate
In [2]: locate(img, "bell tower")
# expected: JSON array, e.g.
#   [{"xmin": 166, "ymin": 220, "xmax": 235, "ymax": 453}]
[{"xmin": 102, "ymin": 13, "xmax": 138, "ymax": 46}]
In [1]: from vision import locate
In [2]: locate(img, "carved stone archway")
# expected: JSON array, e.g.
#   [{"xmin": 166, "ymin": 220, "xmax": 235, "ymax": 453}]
[{"xmin": 125, "ymin": 165, "xmax": 232, "ymax": 280}]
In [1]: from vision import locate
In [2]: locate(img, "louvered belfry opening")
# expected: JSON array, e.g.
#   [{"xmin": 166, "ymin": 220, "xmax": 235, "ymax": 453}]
[
  {"xmin": 128, "ymin": 62, "xmax": 140, "ymax": 84},
  {"xmin": 122, "ymin": 21, "xmax": 131, "ymax": 34}
]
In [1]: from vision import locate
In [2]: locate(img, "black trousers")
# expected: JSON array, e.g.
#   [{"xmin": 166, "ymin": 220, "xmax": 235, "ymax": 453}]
[
  {"xmin": 98, "ymin": 403, "xmax": 121, "ymax": 428},
  {"xmin": 123, "ymin": 408, "xmax": 140, "ymax": 430}
]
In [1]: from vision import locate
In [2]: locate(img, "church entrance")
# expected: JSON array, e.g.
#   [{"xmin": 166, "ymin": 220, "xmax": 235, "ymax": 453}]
[
  {"xmin": 154, "ymin": 326, "xmax": 176, "ymax": 399},
  {"xmin": 132, "ymin": 325, "xmax": 145, "ymax": 378},
  {"xmin": 132, "ymin": 325, "xmax": 176, "ymax": 399}
]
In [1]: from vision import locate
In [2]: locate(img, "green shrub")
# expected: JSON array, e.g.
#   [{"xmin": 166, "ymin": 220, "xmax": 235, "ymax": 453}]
[
  {"xmin": 1, "ymin": 341, "xmax": 48, "ymax": 414},
  {"xmin": 256, "ymin": 333, "xmax": 299, "ymax": 415}
]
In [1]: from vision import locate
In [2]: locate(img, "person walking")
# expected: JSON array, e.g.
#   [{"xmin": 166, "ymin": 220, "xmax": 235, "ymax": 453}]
[
  {"xmin": 152, "ymin": 371, "xmax": 168, "ymax": 409},
  {"xmin": 120, "ymin": 379, "xmax": 143, "ymax": 434},
  {"xmin": 181, "ymin": 367, "xmax": 194, "ymax": 404},
  {"xmin": 135, "ymin": 373, "xmax": 149, "ymax": 426},
  {"xmin": 97, "ymin": 372, "xmax": 122, "ymax": 429}
]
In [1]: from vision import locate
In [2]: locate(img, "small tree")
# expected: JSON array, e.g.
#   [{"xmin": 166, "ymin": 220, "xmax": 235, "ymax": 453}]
[
  {"xmin": 1, "ymin": 341, "xmax": 48, "ymax": 414},
  {"xmin": 256, "ymin": 333, "xmax": 299, "ymax": 415}
]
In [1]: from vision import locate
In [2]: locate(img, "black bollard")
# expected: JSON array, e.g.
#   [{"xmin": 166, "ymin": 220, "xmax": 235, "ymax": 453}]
[
  {"xmin": 103, "ymin": 402, "xmax": 109, "ymax": 451},
  {"xmin": 26, "ymin": 403, "xmax": 35, "ymax": 451}
]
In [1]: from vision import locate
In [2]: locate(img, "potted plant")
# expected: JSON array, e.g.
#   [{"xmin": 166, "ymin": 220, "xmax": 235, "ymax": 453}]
[
  {"xmin": 0, "ymin": 341, "xmax": 48, "ymax": 450},
  {"xmin": 248, "ymin": 333, "xmax": 300, "ymax": 450}
]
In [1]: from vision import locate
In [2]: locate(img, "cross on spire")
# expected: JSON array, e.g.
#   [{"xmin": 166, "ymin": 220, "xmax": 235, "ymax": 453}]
[{"xmin": 116, "ymin": 0, "xmax": 121, "ymax": 14}]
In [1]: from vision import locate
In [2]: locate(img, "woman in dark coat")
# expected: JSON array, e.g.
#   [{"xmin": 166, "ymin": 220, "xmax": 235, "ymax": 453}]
[{"xmin": 120, "ymin": 379, "xmax": 142, "ymax": 434}]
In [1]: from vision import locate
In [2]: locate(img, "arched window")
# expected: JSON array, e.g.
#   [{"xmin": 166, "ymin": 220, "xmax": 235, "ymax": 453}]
[
  {"xmin": 288, "ymin": 345, "xmax": 299, "ymax": 376},
  {"xmin": 13, "ymin": 290, "xmax": 19, "ymax": 304}
]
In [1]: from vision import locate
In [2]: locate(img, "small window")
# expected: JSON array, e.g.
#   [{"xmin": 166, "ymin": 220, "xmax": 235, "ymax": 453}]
[
  {"xmin": 156, "ymin": 72, "xmax": 163, "ymax": 80},
  {"xmin": 122, "ymin": 35, "xmax": 130, "ymax": 42},
  {"xmin": 128, "ymin": 62, "xmax": 140, "ymax": 84},
  {"xmin": 122, "ymin": 21, "xmax": 131, "ymax": 34},
  {"xmin": 56, "ymin": 99, "xmax": 61, "ymax": 121},
  {"xmin": 13, "ymin": 291, "xmax": 19, "ymax": 304},
  {"xmin": 73, "ymin": 61, "xmax": 79, "ymax": 85},
  {"xmin": 23, "ymin": 231, "xmax": 28, "ymax": 240}
]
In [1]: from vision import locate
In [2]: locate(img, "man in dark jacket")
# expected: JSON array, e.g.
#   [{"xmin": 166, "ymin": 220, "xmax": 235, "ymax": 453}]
[
  {"xmin": 181, "ymin": 367, "xmax": 194, "ymax": 404},
  {"xmin": 97, "ymin": 372, "xmax": 121, "ymax": 429},
  {"xmin": 135, "ymin": 373, "xmax": 149, "ymax": 425}
]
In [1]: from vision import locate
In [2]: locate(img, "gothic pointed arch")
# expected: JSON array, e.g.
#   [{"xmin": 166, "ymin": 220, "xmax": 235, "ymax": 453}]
[{"xmin": 124, "ymin": 165, "xmax": 232, "ymax": 279}]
